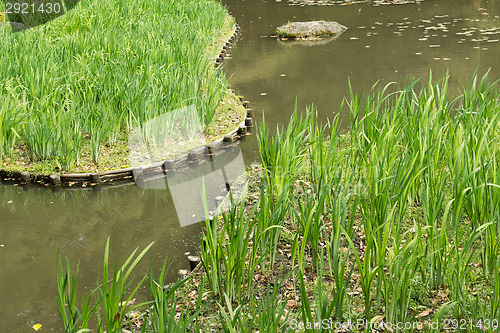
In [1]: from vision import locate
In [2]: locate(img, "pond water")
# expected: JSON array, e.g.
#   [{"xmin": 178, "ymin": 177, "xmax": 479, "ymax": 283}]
[
  {"xmin": 223, "ymin": 0, "xmax": 500, "ymax": 159},
  {"xmin": 1, "ymin": 0, "xmax": 500, "ymax": 331},
  {"xmin": 0, "ymin": 144, "xmax": 247, "ymax": 331},
  {"xmin": 0, "ymin": 183, "xmax": 203, "ymax": 331}
]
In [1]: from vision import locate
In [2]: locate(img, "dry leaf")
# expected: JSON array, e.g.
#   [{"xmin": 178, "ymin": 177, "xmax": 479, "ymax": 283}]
[{"xmin": 416, "ymin": 309, "xmax": 432, "ymax": 317}]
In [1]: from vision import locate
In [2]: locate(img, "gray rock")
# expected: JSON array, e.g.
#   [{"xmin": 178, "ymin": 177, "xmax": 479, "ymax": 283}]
[
  {"xmin": 276, "ymin": 20, "xmax": 346, "ymax": 39},
  {"xmin": 0, "ymin": 21, "xmax": 26, "ymax": 32}
]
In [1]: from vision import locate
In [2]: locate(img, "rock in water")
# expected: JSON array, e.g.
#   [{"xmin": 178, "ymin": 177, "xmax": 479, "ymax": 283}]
[
  {"xmin": 276, "ymin": 20, "xmax": 347, "ymax": 39},
  {"xmin": 0, "ymin": 22, "xmax": 26, "ymax": 32}
]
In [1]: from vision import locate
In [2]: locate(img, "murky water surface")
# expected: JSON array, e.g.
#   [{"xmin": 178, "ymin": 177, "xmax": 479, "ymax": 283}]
[
  {"xmin": 0, "ymin": 183, "xmax": 202, "ymax": 331},
  {"xmin": 223, "ymin": 0, "xmax": 500, "ymax": 158},
  {"xmin": 2, "ymin": 0, "xmax": 500, "ymax": 330}
]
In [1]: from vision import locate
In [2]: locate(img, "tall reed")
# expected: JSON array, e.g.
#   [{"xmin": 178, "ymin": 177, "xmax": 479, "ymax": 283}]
[
  {"xmin": 0, "ymin": 0, "xmax": 231, "ymax": 167},
  {"xmin": 55, "ymin": 72, "xmax": 500, "ymax": 331},
  {"xmin": 145, "ymin": 259, "xmax": 203, "ymax": 333},
  {"xmin": 56, "ymin": 239, "xmax": 154, "ymax": 333}
]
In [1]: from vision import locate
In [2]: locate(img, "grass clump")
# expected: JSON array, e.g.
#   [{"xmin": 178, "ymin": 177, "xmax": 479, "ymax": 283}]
[
  {"xmin": 57, "ymin": 72, "xmax": 500, "ymax": 332},
  {"xmin": 195, "ymin": 71, "xmax": 500, "ymax": 331},
  {"xmin": 0, "ymin": 0, "xmax": 237, "ymax": 172}
]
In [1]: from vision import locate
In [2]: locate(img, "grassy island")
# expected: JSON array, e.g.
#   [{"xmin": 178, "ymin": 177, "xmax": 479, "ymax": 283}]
[
  {"xmin": 0, "ymin": 0, "xmax": 244, "ymax": 174},
  {"xmin": 56, "ymin": 73, "xmax": 500, "ymax": 332}
]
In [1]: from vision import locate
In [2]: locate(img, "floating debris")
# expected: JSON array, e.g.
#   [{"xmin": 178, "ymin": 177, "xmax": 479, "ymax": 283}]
[
  {"xmin": 287, "ymin": 0, "xmax": 426, "ymax": 6},
  {"xmin": 479, "ymin": 27, "xmax": 500, "ymax": 35},
  {"xmin": 424, "ymin": 23, "xmax": 447, "ymax": 31},
  {"xmin": 456, "ymin": 31, "xmax": 475, "ymax": 36}
]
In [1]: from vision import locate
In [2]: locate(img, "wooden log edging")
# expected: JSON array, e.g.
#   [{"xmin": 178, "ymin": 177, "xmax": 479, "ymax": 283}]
[
  {"xmin": 214, "ymin": 23, "xmax": 241, "ymax": 68},
  {"xmin": 0, "ymin": 21, "xmax": 253, "ymax": 189}
]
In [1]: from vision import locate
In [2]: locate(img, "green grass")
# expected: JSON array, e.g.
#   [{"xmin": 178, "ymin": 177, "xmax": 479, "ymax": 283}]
[
  {"xmin": 57, "ymin": 72, "xmax": 500, "ymax": 332},
  {"xmin": 56, "ymin": 239, "xmax": 154, "ymax": 333},
  {"xmin": 197, "ymin": 71, "xmax": 500, "ymax": 331},
  {"xmin": 0, "ymin": 0, "xmax": 236, "ymax": 171},
  {"xmin": 0, "ymin": 91, "xmax": 245, "ymax": 174}
]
